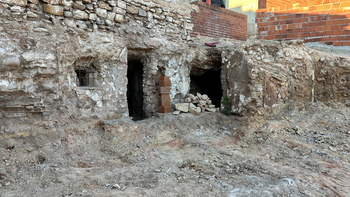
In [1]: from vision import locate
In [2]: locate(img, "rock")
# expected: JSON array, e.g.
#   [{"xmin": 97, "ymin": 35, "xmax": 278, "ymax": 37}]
[
  {"xmin": 197, "ymin": 92, "xmax": 202, "ymax": 98},
  {"xmin": 96, "ymin": 8, "xmax": 108, "ymax": 18},
  {"xmin": 175, "ymin": 103, "xmax": 189, "ymax": 112},
  {"xmin": 73, "ymin": 1, "xmax": 85, "ymax": 10},
  {"xmin": 173, "ymin": 110, "xmax": 180, "ymax": 115},
  {"xmin": 207, "ymin": 99, "xmax": 212, "ymax": 105},
  {"xmin": 192, "ymin": 100, "xmax": 198, "ymax": 104},
  {"xmin": 189, "ymin": 103, "xmax": 196, "ymax": 109},
  {"xmin": 73, "ymin": 10, "xmax": 88, "ymax": 20},
  {"xmin": 2, "ymin": 56, "xmax": 20, "ymax": 70},
  {"xmin": 117, "ymin": 0, "xmax": 126, "ymax": 9},
  {"xmin": 114, "ymin": 14, "xmax": 124, "ymax": 23},
  {"xmin": 199, "ymin": 100, "xmax": 206, "ymax": 105},
  {"xmin": 206, "ymin": 107, "xmax": 216, "ymax": 112},
  {"xmin": 139, "ymin": 9, "xmax": 147, "ymax": 17},
  {"xmin": 201, "ymin": 94, "xmax": 208, "ymax": 100},
  {"xmin": 189, "ymin": 106, "xmax": 201, "ymax": 115},
  {"xmin": 184, "ymin": 97, "xmax": 191, "ymax": 103},
  {"xmin": 42, "ymin": 4, "xmax": 64, "ymax": 16},
  {"xmin": 126, "ymin": 5, "xmax": 138, "ymax": 14},
  {"xmin": 208, "ymin": 104, "xmax": 215, "ymax": 108},
  {"xmin": 188, "ymin": 94, "xmax": 196, "ymax": 101},
  {"xmin": 99, "ymin": 1, "xmax": 112, "ymax": 10}
]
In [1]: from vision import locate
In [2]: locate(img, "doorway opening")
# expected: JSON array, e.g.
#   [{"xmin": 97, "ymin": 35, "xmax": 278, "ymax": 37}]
[
  {"xmin": 190, "ymin": 68, "xmax": 223, "ymax": 107},
  {"xmin": 127, "ymin": 60, "xmax": 145, "ymax": 121}
]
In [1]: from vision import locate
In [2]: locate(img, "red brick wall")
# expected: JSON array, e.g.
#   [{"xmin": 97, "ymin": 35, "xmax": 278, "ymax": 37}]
[
  {"xmin": 256, "ymin": 0, "xmax": 350, "ymax": 46},
  {"xmin": 191, "ymin": 1, "xmax": 247, "ymax": 40}
]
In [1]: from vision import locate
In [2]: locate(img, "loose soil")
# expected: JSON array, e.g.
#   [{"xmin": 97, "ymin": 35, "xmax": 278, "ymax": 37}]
[{"xmin": 1, "ymin": 102, "xmax": 350, "ymax": 196}]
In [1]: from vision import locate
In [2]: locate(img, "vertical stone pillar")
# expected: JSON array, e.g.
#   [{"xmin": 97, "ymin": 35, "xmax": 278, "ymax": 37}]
[{"xmin": 158, "ymin": 76, "xmax": 172, "ymax": 113}]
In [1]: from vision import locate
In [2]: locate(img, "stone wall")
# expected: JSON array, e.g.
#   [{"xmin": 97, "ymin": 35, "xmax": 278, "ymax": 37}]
[{"xmin": 221, "ymin": 40, "xmax": 350, "ymax": 117}]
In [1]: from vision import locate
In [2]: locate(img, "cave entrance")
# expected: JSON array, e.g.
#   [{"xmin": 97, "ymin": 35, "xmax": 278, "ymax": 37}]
[
  {"xmin": 190, "ymin": 68, "xmax": 223, "ymax": 107},
  {"xmin": 127, "ymin": 60, "xmax": 145, "ymax": 121}
]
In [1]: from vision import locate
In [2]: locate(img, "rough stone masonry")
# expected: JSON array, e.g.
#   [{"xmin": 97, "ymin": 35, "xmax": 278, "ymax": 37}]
[{"xmin": 0, "ymin": 0, "xmax": 350, "ymax": 134}]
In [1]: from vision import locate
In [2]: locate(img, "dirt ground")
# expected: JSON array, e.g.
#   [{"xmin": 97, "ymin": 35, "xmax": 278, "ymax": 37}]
[{"xmin": 1, "ymin": 102, "xmax": 350, "ymax": 197}]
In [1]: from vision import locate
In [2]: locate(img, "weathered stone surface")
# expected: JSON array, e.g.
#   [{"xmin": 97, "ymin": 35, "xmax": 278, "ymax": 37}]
[
  {"xmin": 73, "ymin": 10, "xmax": 88, "ymax": 20},
  {"xmin": 175, "ymin": 103, "xmax": 189, "ymax": 113},
  {"xmin": 199, "ymin": 100, "xmax": 206, "ymax": 106},
  {"xmin": 42, "ymin": 4, "xmax": 64, "ymax": 16},
  {"xmin": 184, "ymin": 97, "xmax": 191, "ymax": 103},
  {"xmin": 173, "ymin": 110, "xmax": 180, "ymax": 115},
  {"xmin": 189, "ymin": 106, "xmax": 201, "ymax": 115},
  {"xmin": 0, "ymin": 0, "xmax": 27, "ymax": 6},
  {"xmin": 73, "ymin": 1, "xmax": 85, "ymax": 10},
  {"xmin": 114, "ymin": 14, "xmax": 124, "ymax": 23},
  {"xmin": 42, "ymin": 0, "xmax": 61, "ymax": 4},
  {"xmin": 117, "ymin": 0, "xmax": 126, "ymax": 9},
  {"xmin": 206, "ymin": 107, "xmax": 216, "ymax": 112},
  {"xmin": 99, "ymin": 1, "xmax": 112, "ymax": 10},
  {"xmin": 126, "ymin": 5, "xmax": 138, "ymax": 14},
  {"xmin": 96, "ymin": 8, "xmax": 108, "ymax": 18},
  {"xmin": 188, "ymin": 94, "xmax": 196, "ymax": 101},
  {"xmin": 138, "ymin": 9, "xmax": 147, "ymax": 17},
  {"xmin": 2, "ymin": 56, "xmax": 20, "ymax": 70}
]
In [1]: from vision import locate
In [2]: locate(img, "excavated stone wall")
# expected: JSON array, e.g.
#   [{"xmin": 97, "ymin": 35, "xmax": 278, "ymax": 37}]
[
  {"xmin": 0, "ymin": 0, "xmax": 349, "ymax": 135},
  {"xmin": 221, "ymin": 40, "xmax": 350, "ymax": 117}
]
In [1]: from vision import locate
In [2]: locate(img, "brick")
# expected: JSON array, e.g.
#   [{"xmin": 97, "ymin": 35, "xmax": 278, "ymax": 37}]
[
  {"xmin": 158, "ymin": 106, "xmax": 172, "ymax": 113},
  {"xmin": 159, "ymin": 98, "xmax": 171, "ymax": 106},
  {"xmin": 159, "ymin": 86, "xmax": 171, "ymax": 94},
  {"xmin": 159, "ymin": 77, "xmax": 171, "ymax": 87},
  {"xmin": 160, "ymin": 94, "xmax": 170, "ymax": 100}
]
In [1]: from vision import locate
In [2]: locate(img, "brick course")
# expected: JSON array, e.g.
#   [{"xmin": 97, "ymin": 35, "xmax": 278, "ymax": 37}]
[{"xmin": 256, "ymin": 0, "xmax": 350, "ymax": 46}]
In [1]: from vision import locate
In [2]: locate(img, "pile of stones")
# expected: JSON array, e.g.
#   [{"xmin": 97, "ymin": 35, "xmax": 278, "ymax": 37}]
[{"xmin": 174, "ymin": 93, "xmax": 217, "ymax": 115}]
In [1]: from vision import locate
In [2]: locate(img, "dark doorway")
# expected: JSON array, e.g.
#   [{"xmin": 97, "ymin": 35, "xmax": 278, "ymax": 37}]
[
  {"xmin": 190, "ymin": 69, "xmax": 223, "ymax": 107},
  {"xmin": 127, "ymin": 60, "xmax": 145, "ymax": 121}
]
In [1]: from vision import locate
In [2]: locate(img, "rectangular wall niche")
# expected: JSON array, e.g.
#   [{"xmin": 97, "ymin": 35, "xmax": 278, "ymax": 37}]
[
  {"xmin": 75, "ymin": 69, "xmax": 97, "ymax": 87},
  {"xmin": 74, "ymin": 57, "xmax": 99, "ymax": 87},
  {"xmin": 190, "ymin": 68, "xmax": 223, "ymax": 107},
  {"xmin": 127, "ymin": 60, "xmax": 145, "ymax": 121}
]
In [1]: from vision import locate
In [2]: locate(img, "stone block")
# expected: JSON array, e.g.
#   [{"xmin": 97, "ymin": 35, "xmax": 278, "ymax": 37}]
[
  {"xmin": 42, "ymin": 4, "xmax": 64, "ymax": 16},
  {"xmin": 28, "ymin": 0, "xmax": 39, "ymax": 4},
  {"xmin": 201, "ymin": 94, "xmax": 208, "ymax": 100},
  {"xmin": 188, "ymin": 94, "xmax": 196, "ymax": 101},
  {"xmin": 159, "ymin": 86, "xmax": 170, "ymax": 94},
  {"xmin": 175, "ymin": 103, "xmax": 189, "ymax": 112},
  {"xmin": 99, "ymin": 1, "xmax": 112, "ymax": 10},
  {"xmin": 96, "ymin": 8, "xmax": 108, "ymax": 18},
  {"xmin": 73, "ymin": 1, "xmax": 85, "ymax": 10},
  {"xmin": 126, "ymin": 5, "xmax": 138, "ymax": 14},
  {"xmin": 42, "ymin": 0, "xmax": 61, "ymax": 4},
  {"xmin": 117, "ymin": 0, "xmax": 126, "ymax": 9},
  {"xmin": 199, "ymin": 100, "xmax": 206, "ymax": 105},
  {"xmin": 139, "ymin": 9, "xmax": 147, "ymax": 17},
  {"xmin": 113, "ymin": 7, "xmax": 126, "ymax": 15},
  {"xmin": 206, "ymin": 107, "xmax": 216, "ymax": 112},
  {"xmin": 0, "ymin": 0, "xmax": 27, "ymax": 6},
  {"xmin": 73, "ymin": 10, "xmax": 88, "ymax": 20},
  {"xmin": 159, "ymin": 106, "xmax": 171, "ymax": 113},
  {"xmin": 184, "ymin": 97, "xmax": 191, "ymax": 103},
  {"xmin": 114, "ymin": 14, "xmax": 124, "ymax": 23},
  {"xmin": 2, "ymin": 56, "xmax": 20, "ymax": 70},
  {"xmin": 173, "ymin": 110, "xmax": 180, "ymax": 115},
  {"xmin": 189, "ymin": 106, "xmax": 201, "ymax": 115}
]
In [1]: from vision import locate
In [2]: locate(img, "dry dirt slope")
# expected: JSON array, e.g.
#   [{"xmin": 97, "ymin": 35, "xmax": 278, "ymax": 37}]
[{"xmin": 0, "ymin": 102, "xmax": 350, "ymax": 197}]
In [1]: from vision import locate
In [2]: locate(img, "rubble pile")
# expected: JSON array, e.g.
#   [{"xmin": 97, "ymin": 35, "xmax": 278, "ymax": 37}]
[{"xmin": 174, "ymin": 93, "xmax": 217, "ymax": 115}]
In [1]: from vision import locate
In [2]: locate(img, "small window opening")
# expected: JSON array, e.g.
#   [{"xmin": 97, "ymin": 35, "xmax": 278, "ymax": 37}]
[{"xmin": 75, "ymin": 69, "xmax": 97, "ymax": 87}]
